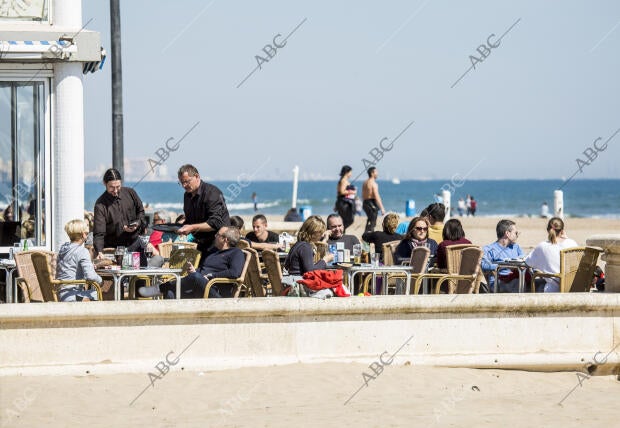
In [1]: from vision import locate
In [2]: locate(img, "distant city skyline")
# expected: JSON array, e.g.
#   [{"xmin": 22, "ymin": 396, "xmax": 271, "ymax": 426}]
[{"xmin": 82, "ymin": 1, "xmax": 620, "ymax": 181}]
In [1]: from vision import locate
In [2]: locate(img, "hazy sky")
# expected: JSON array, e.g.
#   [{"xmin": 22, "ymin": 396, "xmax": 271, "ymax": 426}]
[{"xmin": 82, "ymin": 1, "xmax": 620, "ymax": 182}]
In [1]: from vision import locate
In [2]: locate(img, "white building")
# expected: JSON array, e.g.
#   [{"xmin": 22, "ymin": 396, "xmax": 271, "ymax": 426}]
[{"xmin": 0, "ymin": 0, "xmax": 104, "ymax": 252}]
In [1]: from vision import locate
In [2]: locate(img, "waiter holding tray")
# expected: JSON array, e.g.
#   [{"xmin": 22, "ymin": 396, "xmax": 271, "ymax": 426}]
[{"xmin": 175, "ymin": 164, "xmax": 230, "ymax": 259}]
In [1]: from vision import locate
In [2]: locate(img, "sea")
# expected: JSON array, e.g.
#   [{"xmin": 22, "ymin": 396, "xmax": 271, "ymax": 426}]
[{"xmin": 84, "ymin": 179, "xmax": 620, "ymax": 219}]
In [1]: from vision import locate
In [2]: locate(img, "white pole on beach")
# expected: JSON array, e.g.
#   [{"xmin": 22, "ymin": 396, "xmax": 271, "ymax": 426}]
[
  {"xmin": 292, "ymin": 165, "xmax": 299, "ymax": 209},
  {"xmin": 442, "ymin": 190, "xmax": 451, "ymax": 221},
  {"xmin": 554, "ymin": 190, "xmax": 564, "ymax": 219}
]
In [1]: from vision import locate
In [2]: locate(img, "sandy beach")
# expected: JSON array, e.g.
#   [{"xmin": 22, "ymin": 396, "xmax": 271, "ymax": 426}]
[{"xmin": 1, "ymin": 363, "xmax": 619, "ymax": 427}]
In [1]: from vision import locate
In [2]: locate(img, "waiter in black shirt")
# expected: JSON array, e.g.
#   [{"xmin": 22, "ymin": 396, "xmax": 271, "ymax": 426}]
[
  {"xmin": 93, "ymin": 168, "xmax": 146, "ymax": 259},
  {"xmin": 176, "ymin": 164, "xmax": 230, "ymax": 257}
]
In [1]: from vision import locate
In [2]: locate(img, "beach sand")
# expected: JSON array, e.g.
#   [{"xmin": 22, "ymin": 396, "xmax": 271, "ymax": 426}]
[{"xmin": 1, "ymin": 363, "xmax": 619, "ymax": 427}]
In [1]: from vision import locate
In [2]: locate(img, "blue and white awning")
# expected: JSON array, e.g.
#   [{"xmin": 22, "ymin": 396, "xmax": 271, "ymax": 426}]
[{"xmin": 0, "ymin": 39, "xmax": 77, "ymax": 60}]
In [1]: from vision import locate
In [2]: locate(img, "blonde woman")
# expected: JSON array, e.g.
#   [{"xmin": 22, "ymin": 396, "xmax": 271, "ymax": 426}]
[
  {"xmin": 361, "ymin": 213, "xmax": 403, "ymax": 263},
  {"xmin": 524, "ymin": 217, "xmax": 578, "ymax": 292},
  {"xmin": 284, "ymin": 215, "xmax": 334, "ymax": 277},
  {"xmin": 56, "ymin": 219, "xmax": 102, "ymax": 301}
]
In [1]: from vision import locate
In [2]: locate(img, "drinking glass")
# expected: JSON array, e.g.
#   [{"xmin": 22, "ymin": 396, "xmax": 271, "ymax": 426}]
[
  {"xmin": 139, "ymin": 235, "xmax": 150, "ymax": 247},
  {"xmin": 353, "ymin": 244, "xmax": 362, "ymax": 264},
  {"xmin": 114, "ymin": 246, "xmax": 126, "ymax": 267},
  {"xmin": 371, "ymin": 253, "xmax": 380, "ymax": 267},
  {"xmin": 144, "ymin": 245, "xmax": 153, "ymax": 261}
]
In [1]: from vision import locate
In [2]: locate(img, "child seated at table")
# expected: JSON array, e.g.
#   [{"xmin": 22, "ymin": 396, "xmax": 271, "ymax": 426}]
[{"xmin": 56, "ymin": 219, "xmax": 102, "ymax": 301}]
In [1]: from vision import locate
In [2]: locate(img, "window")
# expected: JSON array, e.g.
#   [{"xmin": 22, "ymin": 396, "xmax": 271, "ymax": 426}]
[
  {"xmin": 0, "ymin": 0, "xmax": 49, "ymax": 22},
  {"xmin": 0, "ymin": 81, "xmax": 47, "ymax": 247}
]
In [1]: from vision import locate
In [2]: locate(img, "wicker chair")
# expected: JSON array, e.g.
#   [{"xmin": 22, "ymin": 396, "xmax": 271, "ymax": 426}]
[
  {"xmin": 530, "ymin": 246, "xmax": 603, "ymax": 293},
  {"xmin": 237, "ymin": 239, "xmax": 251, "ymax": 250},
  {"xmin": 382, "ymin": 240, "xmax": 401, "ymax": 265},
  {"xmin": 406, "ymin": 246, "xmax": 432, "ymax": 294},
  {"xmin": 14, "ymin": 250, "xmax": 57, "ymax": 303},
  {"xmin": 31, "ymin": 252, "xmax": 102, "ymax": 302},
  {"xmin": 243, "ymin": 247, "xmax": 268, "ymax": 297},
  {"xmin": 172, "ymin": 242, "xmax": 198, "ymax": 251},
  {"xmin": 413, "ymin": 246, "xmax": 483, "ymax": 294},
  {"xmin": 203, "ymin": 249, "xmax": 251, "ymax": 298},
  {"xmin": 444, "ymin": 244, "xmax": 484, "ymax": 294},
  {"xmin": 262, "ymin": 249, "xmax": 284, "ymax": 296}
]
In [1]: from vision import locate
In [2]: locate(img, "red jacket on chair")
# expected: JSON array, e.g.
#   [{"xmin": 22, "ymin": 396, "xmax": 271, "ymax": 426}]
[{"xmin": 297, "ymin": 270, "xmax": 350, "ymax": 297}]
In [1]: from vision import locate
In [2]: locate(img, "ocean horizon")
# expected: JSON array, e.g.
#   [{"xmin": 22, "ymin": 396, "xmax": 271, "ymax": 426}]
[{"xmin": 84, "ymin": 179, "xmax": 620, "ymax": 219}]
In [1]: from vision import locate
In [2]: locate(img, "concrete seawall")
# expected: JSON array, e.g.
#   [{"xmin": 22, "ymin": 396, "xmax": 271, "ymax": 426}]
[{"xmin": 1, "ymin": 294, "xmax": 619, "ymax": 376}]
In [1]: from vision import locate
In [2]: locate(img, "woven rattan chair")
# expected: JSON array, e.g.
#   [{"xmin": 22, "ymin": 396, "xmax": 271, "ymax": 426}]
[
  {"xmin": 172, "ymin": 242, "xmax": 198, "ymax": 251},
  {"xmin": 158, "ymin": 241, "xmax": 174, "ymax": 259},
  {"xmin": 444, "ymin": 244, "xmax": 484, "ymax": 294},
  {"xmin": 413, "ymin": 246, "xmax": 483, "ymax": 294},
  {"xmin": 243, "ymin": 247, "xmax": 267, "ymax": 297},
  {"xmin": 203, "ymin": 249, "xmax": 251, "ymax": 298},
  {"xmin": 14, "ymin": 250, "xmax": 57, "ymax": 303},
  {"xmin": 31, "ymin": 252, "xmax": 102, "ymax": 302},
  {"xmin": 407, "ymin": 246, "xmax": 432, "ymax": 294},
  {"xmin": 383, "ymin": 240, "xmax": 401, "ymax": 266},
  {"xmin": 262, "ymin": 249, "xmax": 284, "ymax": 296},
  {"xmin": 530, "ymin": 246, "xmax": 603, "ymax": 293},
  {"xmin": 237, "ymin": 239, "xmax": 251, "ymax": 250}
]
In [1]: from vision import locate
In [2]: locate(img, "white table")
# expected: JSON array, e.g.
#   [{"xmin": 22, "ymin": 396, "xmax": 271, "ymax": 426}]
[
  {"xmin": 97, "ymin": 267, "xmax": 182, "ymax": 300},
  {"xmin": 494, "ymin": 259, "xmax": 529, "ymax": 293},
  {"xmin": 336, "ymin": 264, "xmax": 414, "ymax": 295},
  {"xmin": 0, "ymin": 259, "xmax": 17, "ymax": 303}
]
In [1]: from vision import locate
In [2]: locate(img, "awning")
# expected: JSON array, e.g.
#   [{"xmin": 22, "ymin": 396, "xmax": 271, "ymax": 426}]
[{"xmin": 0, "ymin": 40, "xmax": 77, "ymax": 60}]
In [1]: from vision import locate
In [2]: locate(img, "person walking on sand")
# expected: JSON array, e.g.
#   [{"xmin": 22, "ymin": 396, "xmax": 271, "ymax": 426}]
[
  {"xmin": 252, "ymin": 192, "xmax": 258, "ymax": 212},
  {"xmin": 457, "ymin": 198, "xmax": 466, "ymax": 217},
  {"xmin": 362, "ymin": 167, "xmax": 386, "ymax": 233},
  {"xmin": 540, "ymin": 201, "xmax": 550, "ymax": 219},
  {"xmin": 335, "ymin": 165, "xmax": 356, "ymax": 231},
  {"xmin": 469, "ymin": 196, "xmax": 477, "ymax": 216}
]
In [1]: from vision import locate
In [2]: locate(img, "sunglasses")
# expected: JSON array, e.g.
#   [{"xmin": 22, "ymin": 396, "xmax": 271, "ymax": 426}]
[{"xmin": 414, "ymin": 227, "xmax": 428, "ymax": 231}]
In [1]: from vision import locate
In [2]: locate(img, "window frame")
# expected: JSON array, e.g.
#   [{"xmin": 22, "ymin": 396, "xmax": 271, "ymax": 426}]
[{"xmin": 0, "ymin": 73, "xmax": 51, "ymax": 252}]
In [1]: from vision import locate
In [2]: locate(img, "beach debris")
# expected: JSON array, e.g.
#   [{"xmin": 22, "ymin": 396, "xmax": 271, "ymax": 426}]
[{"xmin": 471, "ymin": 385, "xmax": 480, "ymax": 392}]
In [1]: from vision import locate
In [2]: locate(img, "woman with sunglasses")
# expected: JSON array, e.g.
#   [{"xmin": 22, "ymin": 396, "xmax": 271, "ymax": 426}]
[{"xmin": 394, "ymin": 216, "xmax": 438, "ymax": 265}]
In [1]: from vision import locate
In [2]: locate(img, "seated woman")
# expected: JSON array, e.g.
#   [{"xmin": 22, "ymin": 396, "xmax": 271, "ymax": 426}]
[
  {"xmin": 361, "ymin": 213, "xmax": 403, "ymax": 263},
  {"xmin": 394, "ymin": 216, "xmax": 438, "ymax": 265},
  {"xmin": 56, "ymin": 219, "xmax": 102, "ymax": 302},
  {"xmin": 524, "ymin": 217, "xmax": 578, "ymax": 292},
  {"xmin": 284, "ymin": 215, "xmax": 334, "ymax": 277},
  {"xmin": 435, "ymin": 219, "xmax": 472, "ymax": 269}
]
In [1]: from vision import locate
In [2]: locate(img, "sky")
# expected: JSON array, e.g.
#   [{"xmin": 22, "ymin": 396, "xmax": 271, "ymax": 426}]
[{"xmin": 82, "ymin": 0, "xmax": 620, "ymax": 182}]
